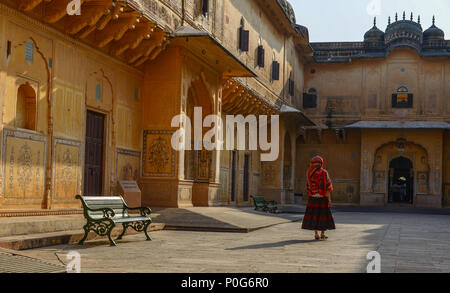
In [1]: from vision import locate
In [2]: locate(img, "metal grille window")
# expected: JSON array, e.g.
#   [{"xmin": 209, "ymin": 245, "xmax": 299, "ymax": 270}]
[
  {"xmin": 392, "ymin": 86, "xmax": 413, "ymax": 108},
  {"xmin": 303, "ymin": 88, "xmax": 317, "ymax": 108},
  {"xmin": 272, "ymin": 61, "xmax": 280, "ymax": 81},
  {"xmin": 257, "ymin": 45, "xmax": 265, "ymax": 67},
  {"xmin": 25, "ymin": 40, "xmax": 34, "ymax": 62},
  {"xmin": 288, "ymin": 72, "xmax": 295, "ymax": 96},
  {"xmin": 239, "ymin": 27, "xmax": 249, "ymax": 52}
]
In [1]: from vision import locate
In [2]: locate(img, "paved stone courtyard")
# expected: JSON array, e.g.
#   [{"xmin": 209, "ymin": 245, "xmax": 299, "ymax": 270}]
[{"xmin": 18, "ymin": 209, "xmax": 450, "ymax": 273}]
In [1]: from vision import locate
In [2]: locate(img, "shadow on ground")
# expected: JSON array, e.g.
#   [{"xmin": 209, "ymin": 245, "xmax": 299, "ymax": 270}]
[{"xmin": 226, "ymin": 239, "xmax": 318, "ymax": 250}]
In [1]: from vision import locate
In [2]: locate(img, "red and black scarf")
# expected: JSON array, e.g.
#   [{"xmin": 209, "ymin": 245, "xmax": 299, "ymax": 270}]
[{"xmin": 307, "ymin": 156, "xmax": 333, "ymax": 198}]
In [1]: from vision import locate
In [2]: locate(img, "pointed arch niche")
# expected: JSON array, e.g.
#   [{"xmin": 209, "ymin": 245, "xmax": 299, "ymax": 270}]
[{"xmin": 372, "ymin": 138, "xmax": 430, "ymax": 203}]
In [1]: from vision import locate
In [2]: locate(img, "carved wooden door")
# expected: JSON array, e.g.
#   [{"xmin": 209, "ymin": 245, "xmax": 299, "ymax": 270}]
[{"xmin": 84, "ymin": 110, "xmax": 105, "ymax": 196}]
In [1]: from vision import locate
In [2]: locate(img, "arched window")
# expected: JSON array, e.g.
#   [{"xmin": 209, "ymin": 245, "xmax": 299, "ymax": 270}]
[
  {"xmin": 396, "ymin": 86, "xmax": 409, "ymax": 93},
  {"xmin": 392, "ymin": 85, "xmax": 413, "ymax": 108},
  {"xmin": 239, "ymin": 18, "xmax": 249, "ymax": 52},
  {"xmin": 16, "ymin": 82, "xmax": 36, "ymax": 130}
]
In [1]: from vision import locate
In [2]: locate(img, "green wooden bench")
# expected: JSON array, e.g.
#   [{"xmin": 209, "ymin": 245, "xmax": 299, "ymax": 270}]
[
  {"xmin": 76, "ymin": 195, "xmax": 152, "ymax": 246},
  {"xmin": 251, "ymin": 195, "xmax": 278, "ymax": 213}
]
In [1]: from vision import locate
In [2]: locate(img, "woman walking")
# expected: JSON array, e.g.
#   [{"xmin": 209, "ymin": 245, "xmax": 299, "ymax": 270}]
[{"xmin": 301, "ymin": 155, "xmax": 336, "ymax": 240}]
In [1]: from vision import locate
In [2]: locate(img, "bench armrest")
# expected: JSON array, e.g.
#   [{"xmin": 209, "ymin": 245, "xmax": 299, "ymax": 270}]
[
  {"xmin": 126, "ymin": 206, "xmax": 152, "ymax": 217},
  {"xmin": 86, "ymin": 207, "xmax": 116, "ymax": 219}
]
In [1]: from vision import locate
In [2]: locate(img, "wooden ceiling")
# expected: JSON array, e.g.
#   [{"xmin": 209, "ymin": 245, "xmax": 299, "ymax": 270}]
[
  {"xmin": 222, "ymin": 78, "xmax": 278, "ymax": 116},
  {"xmin": 8, "ymin": 0, "xmax": 170, "ymax": 68}
]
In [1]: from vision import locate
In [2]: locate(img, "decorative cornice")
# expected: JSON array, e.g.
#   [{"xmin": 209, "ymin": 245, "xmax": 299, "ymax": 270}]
[{"xmin": 0, "ymin": 3, "xmax": 143, "ymax": 75}]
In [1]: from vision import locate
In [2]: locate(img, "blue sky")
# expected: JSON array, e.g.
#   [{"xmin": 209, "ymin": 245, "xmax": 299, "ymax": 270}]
[{"xmin": 291, "ymin": 0, "xmax": 450, "ymax": 42}]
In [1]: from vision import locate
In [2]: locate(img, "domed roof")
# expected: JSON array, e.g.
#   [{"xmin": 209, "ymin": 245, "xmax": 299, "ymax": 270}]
[
  {"xmin": 364, "ymin": 18, "xmax": 385, "ymax": 42},
  {"xmin": 423, "ymin": 17, "xmax": 444, "ymax": 39},
  {"xmin": 384, "ymin": 12, "xmax": 423, "ymax": 52},
  {"xmin": 277, "ymin": 0, "xmax": 296, "ymax": 24}
]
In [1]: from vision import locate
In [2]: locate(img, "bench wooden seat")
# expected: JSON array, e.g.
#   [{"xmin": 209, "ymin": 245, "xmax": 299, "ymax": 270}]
[
  {"xmin": 251, "ymin": 195, "xmax": 278, "ymax": 213},
  {"xmin": 76, "ymin": 195, "xmax": 152, "ymax": 246}
]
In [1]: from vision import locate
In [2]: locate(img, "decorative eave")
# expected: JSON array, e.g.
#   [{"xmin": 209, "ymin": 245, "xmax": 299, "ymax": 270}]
[
  {"xmin": 279, "ymin": 104, "xmax": 315, "ymax": 126},
  {"xmin": 172, "ymin": 26, "xmax": 257, "ymax": 78},
  {"xmin": 311, "ymin": 41, "xmax": 450, "ymax": 63},
  {"xmin": 345, "ymin": 121, "xmax": 450, "ymax": 130},
  {"xmin": 4, "ymin": 0, "xmax": 171, "ymax": 68},
  {"xmin": 222, "ymin": 78, "xmax": 279, "ymax": 116}
]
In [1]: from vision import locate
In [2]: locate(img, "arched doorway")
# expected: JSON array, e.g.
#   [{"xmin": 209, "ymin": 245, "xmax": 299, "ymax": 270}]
[
  {"xmin": 16, "ymin": 82, "xmax": 36, "ymax": 130},
  {"xmin": 388, "ymin": 156, "xmax": 414, "ymax": 204},
  {"xmin": 185, "ymin": 76, "xmax": 215, "ymax": 206}
]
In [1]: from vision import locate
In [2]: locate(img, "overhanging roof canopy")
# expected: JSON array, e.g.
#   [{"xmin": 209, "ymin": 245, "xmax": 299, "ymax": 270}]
[
  {"xmin": 279, "ymin": 104, "xmax": 316, "ymax": 126},
  {"xmin": 345, "ymin": 121, "xmax": 450, "ymax": 129},
  {"xmin": 172, "ymin": 27, "xmax": 256, "ymax": 78}
]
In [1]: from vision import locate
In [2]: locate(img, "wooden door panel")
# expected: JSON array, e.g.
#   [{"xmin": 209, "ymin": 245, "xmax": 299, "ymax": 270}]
[{"xmin": 84, "ymin": 110, "xmax": 105, "ymax": 196}]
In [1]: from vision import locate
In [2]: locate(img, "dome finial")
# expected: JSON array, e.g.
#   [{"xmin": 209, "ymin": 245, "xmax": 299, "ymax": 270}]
[
  {"xmin": 410, "ymin": 12, "xmax": 413, "ymax": 21},
  {"xmin": 418, "ymin": 15, "xmax": 421, "ymax": 24},
  {"xmin": 388, "ymin": 16, "xmax": 391, "ymax": 25},
  {"xmin": 432, "ymin": 15, "xmax": 435, "ymax": 25},
  {"xmin": 403, "ymin": 11, "xmax": 406, "ymax": 20},
  {"xmin": 395, "ymin": 13, "xmax": 398, "ymax": 22},
  {"xmin": 374, "ymin": 17, "xmax": 376, "ymax": 27}
]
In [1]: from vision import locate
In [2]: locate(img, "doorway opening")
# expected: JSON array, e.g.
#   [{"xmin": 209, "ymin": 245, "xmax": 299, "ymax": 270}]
[
  {"xmin": 243, "ymin": 154, "xmax": 250, "ymax": 202},
  {"xmin": 388, "ymin": 156, "xmax": 414, "ymax": 204},
  {"xmin": 84, "ymin": 110, "xmax": 105, "ymax": 196},
  {"xmin": 230, "ymin": 151, "xmax": 237, "ymax": 203}
]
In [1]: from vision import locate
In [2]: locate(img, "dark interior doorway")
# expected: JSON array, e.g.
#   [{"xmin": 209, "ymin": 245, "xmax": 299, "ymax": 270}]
[
  {"xmin": 243, "ymin": 154, "xmax": 250, "ymax": 202},
  {"xmin": 84, "ymin": 110, "xmax": 105, "ymax": 196},
  {"xmin": 389, "ymin": 157, "xmax": 414, "ymax": 204},
  {"xmin": 231, "ymin": 151, "xmax": 237, "ymax": 202}
]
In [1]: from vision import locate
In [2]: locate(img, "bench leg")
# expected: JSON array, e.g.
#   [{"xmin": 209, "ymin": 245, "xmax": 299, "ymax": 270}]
[
  {"xmin": 144, "ymin": 221, "xmax": 152, "ymax": 241},
  {"xmin": 107, "ymin": 223, "xmax": 117, "ymax": 246},
  {"xmin": 78, "ymin": 225, "xmax": 89, "ymax": 245},
  {"xmin": 117, "ymin": 223, "xmax": 128, "ymax": 240}
]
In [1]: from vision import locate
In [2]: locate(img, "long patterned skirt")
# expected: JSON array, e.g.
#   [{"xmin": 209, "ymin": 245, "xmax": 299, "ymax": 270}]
[{"xmin": 301, "ymin": 197, "xmax": 336, "ymax": 231}]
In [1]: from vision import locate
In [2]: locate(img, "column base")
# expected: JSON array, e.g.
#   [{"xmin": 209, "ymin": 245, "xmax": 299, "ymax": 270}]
[{"xmin": 141, "ymin": 178, "xmax": 194, "ymax": 208}]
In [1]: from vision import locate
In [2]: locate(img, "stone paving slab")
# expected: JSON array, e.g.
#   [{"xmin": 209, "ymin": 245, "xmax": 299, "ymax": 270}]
[
  {"xmin": 0, "ymin": 248, "xmax": 65, "ymax": 273},
  {"xmin": 152, "ymin": 207, "xmax": 302, "ymax": 232},
  {"xmin": 16, "ymin": 210, "xmax": 450, "ymax": 273}
]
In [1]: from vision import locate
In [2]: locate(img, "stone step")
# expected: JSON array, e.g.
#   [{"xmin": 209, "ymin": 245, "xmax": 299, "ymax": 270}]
[
  {"xmin": 0, "ymin": 215, "xmax": 86, "ymax": 238},
  {"xmin": 0, "ymin": 223, "xmax": 165, "ymax": 250}
]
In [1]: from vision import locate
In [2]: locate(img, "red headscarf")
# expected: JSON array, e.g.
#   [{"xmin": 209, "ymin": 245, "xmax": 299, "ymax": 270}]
[{"xmin": 307, "ymin": 155, "xmax": 333, "ymax": 198}]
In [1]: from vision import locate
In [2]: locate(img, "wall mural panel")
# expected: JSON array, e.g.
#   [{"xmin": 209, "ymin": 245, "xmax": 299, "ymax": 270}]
[
  {"xmin": 116, "ymin": 148, "xmax": 141, "ymax": 183},
  {"xmin": 261, "ymin": 162, "xmax": 280, "ymax": 187},
  {"xmin": 143, "ymin": 130, "xmax": 176, "ymax": 177},
  {"xmin": 2, "ymin": 129, "xmax": 47, "ymax": 206},
  {"xmin": 321, "ymin": 96, "xmax": 360, "ymax": 115},
  {"xmin": 52, "ymin": 138, "xmax": 81, "ymax": 204}
]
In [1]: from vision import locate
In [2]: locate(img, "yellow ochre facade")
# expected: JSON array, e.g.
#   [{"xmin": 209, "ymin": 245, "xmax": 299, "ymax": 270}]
[{"xmin": 0, "ymin": 1, "xmax": 448, "ymax": 215}]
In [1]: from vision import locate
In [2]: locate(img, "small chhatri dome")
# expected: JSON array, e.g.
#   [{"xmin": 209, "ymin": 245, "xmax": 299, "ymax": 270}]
[
  {"xmin": 364, "ymin": 17, "xmax": 385, "ymax": 42},
  {"xmin": 277, "ymin": 0, "xmax": 296, "ymax": 24},
  {"xmin": 385, "ymin": 11, "xmax": 423, "ymax": 52},
  {"xmin": 423, "ymin": 16, "xmax": 445, "ymax": 40}
]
